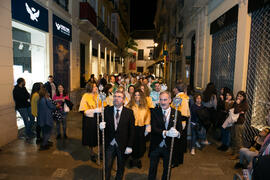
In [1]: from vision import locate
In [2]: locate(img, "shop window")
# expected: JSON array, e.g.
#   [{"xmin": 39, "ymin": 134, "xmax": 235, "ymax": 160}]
[
  {"xmin": 54, "ymin": 0, "xmax": 69, "ymax": 11},
  {"xmin": 137, "ymin": 67, "xmax": 144, "ymax": 72},
  {"xmin": 12, "ymin": 21, "xmax": 47, "ymax": 91}
]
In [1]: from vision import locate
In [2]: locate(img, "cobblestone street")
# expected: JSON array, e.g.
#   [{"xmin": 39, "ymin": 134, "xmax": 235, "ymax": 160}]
[{"xmin": 0, "ymin": 112, "xmax": 240, "ymax": 180}]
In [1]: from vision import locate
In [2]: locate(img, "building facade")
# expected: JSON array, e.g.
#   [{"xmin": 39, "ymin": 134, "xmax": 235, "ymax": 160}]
[
  {"xmin": 0, "ymin": 0, "xmax": 129, "ymax": 147},
  {"xmin": 155, "ymin": 0, "xmax": 270, "ymax": 141}
]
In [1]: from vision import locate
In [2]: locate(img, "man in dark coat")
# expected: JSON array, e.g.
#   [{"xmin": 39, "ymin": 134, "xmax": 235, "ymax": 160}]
[
  {"xmin": 148, "ymin": 91, "xmax": 183, "ymax": 180},
  {"xmin": 100, "ymin": 90, "xmax": 135, "ymax": 180},
  {"xmin": 44, "ymin": 75, "xmax": 57, "ymax": 99},
  {"xmin": 13, "ymin": 78, "xmax": 35, "ymax": 138}
]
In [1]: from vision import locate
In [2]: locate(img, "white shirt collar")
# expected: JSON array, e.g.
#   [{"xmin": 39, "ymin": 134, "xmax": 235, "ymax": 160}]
[{"xmin": 114, "ymin": 106, "xmax": 123, "ymax": 113}]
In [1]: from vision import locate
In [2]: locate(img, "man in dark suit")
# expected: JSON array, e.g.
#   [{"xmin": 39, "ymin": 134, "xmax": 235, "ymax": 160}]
[
  {"xmin": 44, "ymin": 75, "xmax": 57, "ymax": 99},
  {"xmin": 100, "ymin": 90, "xmax": 135, "ymax": 180},
  {"xmin": 148, "ymin": 91, "xmax": 183, "ymax": 180}
]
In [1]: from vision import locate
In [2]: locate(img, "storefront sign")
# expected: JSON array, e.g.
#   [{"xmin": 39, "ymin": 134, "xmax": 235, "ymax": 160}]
[
  {"xmin": 53, "ymin": 14, "xmax": 72, "ymax": 41},
  {"xmin": 12, "ymin": 0, "xmax": 48, "ymax": 32}
]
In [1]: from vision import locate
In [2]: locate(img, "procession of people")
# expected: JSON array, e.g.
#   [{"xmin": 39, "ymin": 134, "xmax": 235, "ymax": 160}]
[{"xmin": 12, "ymin": 72, "xmax": 270, "ymax": 180}]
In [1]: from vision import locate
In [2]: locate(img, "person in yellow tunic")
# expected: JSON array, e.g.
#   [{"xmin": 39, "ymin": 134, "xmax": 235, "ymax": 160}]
[
  {"xmin": 79, "ymin": 82, "xmax": 106, "ymax": 162},
  {"xmin": 127, "ymin": 89, "xmax": 151, "ymax": 168},
  {"xmin": 171, "ymin": 82, "xmax": 190, "ymax": 166},
  {"xmin": 140, "ymin": 84, "xmax": 155, "ymax": 109},
  {"xmin": 31, "ymin": 82, "xmax": 43, "ymax": 144}
]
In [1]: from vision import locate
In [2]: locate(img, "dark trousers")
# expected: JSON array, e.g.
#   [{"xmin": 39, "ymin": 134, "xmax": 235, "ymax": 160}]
[
  {"xmin": 221, "ymin": 127, "xmax": 231, "ymax": 146},
  {"xmin": 148, "ymin": 147, "xmax": 170, "ymax": 180},
  {"xmin": 41, "ymin": 125, "xmax": 52, "ymax": 146},
  {"xmin": 105, "ymin": 145, "xmax": 126, "ymax": 180}
]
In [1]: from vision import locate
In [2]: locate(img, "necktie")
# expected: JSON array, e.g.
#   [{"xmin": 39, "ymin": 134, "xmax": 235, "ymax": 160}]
[
  {"xmin": 163, "ymin": 110, "xmax": 168, "ymax": 129},
  {"xmin": 115, "ymin": 109, "xmax": 120, "ymax": 130}
]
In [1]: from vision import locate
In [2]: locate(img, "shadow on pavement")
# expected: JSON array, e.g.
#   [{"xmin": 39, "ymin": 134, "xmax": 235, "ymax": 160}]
[
  {"xmin": 56, "ymin": 138, "xmax": 91, "ymax": 162},
  {"xmin": 73, "ymin": 165, "xmax": 101, "ymax": 180}
]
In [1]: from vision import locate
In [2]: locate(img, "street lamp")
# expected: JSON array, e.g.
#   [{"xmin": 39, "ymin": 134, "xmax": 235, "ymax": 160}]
[{"xmin": 154, "ymin": 43, "xmax": 158, "ymax": 47}]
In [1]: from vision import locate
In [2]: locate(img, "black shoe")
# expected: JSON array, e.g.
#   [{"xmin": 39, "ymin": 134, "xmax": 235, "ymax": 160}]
[
  {"xmin": 39, "ymin": 145, "xmax": 50, "ymax": 151},
  {"xmin": 234, "ymin": 162, "xmax": 244, "ymax": 169},
  {"xmin": 129, "ymin": 159, "xmax": 134, "ymax": 168},
  {"xmin": 56, "ymin": 134, "xmax": 61, "ymax": 139},
  {"xmin": 137, "ymin": 160, "xmax": 142, "ymax": 169},
  {"xmin": 64, "ymin": 134, "xmax": 68, "ymax": 139},
  {"xmin": 90, "ymin": 155, "xmax": 97, "ymax": 163}
]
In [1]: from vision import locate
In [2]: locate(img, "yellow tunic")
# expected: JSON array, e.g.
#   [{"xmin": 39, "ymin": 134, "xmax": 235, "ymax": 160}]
[
  {"xmin": 130, "ymin": 104, "xmax": 151, "ymax": 127},
  {"xmin": 31, "ymin": 92, "xmax": 39, "ymax": 117},
  {"xmin": 146, "ymin": 96, "xmax": 155, "ymax": 108},
  {"xmin": 171, "ymin": 92, "xmax": 190, "ymax": 117},
  {"xmin": 79, "ymin": 93, "xmax": 106, "ymax": 113}
]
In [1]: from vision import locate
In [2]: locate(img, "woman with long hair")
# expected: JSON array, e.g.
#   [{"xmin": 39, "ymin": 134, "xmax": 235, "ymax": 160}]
[
  {"xmin": 37, "ymin": 87, "xmax": 57, "ymax": 150},
  {"xmin": 218, "ymin": 90, "xmax": 235, "ymax": 151},
  {"xmin": 53, "ymin": 84, "xmax": 70, "ymax": 139},
  {"xmin": 30, "ymin": 82, "xmax": 43, "ymax": 144},
  {"xmin": 103, "ymin": 84, "xmax": 113, "ymax": 106},
  {"xmin": 79, "ymin": 82, "xmax": 105, "ymax": 162},
  {"xmin": 126, "ymin": 85, "xmax": 135, "ymax": 103},
  {"xmin": 140, "ymin": 84, "xmax": 154, "ymax": 109},
  {"xmin": 127, "ymin": 89, "xmax": 151, "ymax": 168},
  {"xmin": 230, "ymin": 91, "xmax": 248, "ymax": 160}
]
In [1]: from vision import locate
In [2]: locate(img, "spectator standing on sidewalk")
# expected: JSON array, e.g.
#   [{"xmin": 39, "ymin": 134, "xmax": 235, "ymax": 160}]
[{"xmin": 13, "ymin": 78, "xmax": 35, "ymax": 139}]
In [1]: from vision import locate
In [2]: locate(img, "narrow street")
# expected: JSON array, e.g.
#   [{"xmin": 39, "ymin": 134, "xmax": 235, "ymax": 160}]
[{"xmin": 0, "ymin": 112, "xmax": 239, "ymax": 180}]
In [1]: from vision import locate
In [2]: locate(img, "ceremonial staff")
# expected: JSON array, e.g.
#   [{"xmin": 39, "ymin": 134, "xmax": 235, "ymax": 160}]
[
  {"xmin": 167, "ymin": 97, "xmax": 182, "ymax": 180},
  {"xmin": 99, "ymin": 92, "xmax": 106, "ymax": 180},
  {"xmin": 97, "ymin": 85, "xmax": 104, "ymax": 165}
]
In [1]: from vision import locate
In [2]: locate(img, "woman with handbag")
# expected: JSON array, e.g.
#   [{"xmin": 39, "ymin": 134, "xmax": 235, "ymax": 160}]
[
  {"xmin": 37, "ymin": 87, "xmax": 58, "ymax": 150},
  {"xmin": 217, "ymin": 91, "xmax": 235, "ymax": 151},
  {"xmin": 53, "ymin": 84, "xmax": 70, "ymax": 139}
]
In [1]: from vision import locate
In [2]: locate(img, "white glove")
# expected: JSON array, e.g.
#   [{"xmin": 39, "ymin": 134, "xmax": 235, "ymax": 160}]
[
  {"xmin": 124, "ymin": 147, "xmax": 132, "ymax": 154},
  {"xmin": 94, "ymin": 108, "xmax": 102, "ymax": 113},
  {"xmin": 99, "ymin": 122, "xmax": 106, "ymax": 130},
  {"xmin": 144, "ymin": 125, "xmax": 151, "ymax": 136},
  {"xmin": 166, "ymin": 127, "xmax": 180, "ymax": 138}
]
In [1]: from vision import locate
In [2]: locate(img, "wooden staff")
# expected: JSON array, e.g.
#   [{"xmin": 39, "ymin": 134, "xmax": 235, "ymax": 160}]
[{"xmin": 167, "ymin": 97, "xmax": 182, "ymax": 180}]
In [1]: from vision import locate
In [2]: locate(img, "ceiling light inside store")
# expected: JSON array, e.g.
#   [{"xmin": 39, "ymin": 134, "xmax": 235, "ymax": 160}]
[
  {"xmin": 18, "ymin": 43, "xmax": 23, "ymax": 50},
  {"xmin": 28, "ymin": 45, "xmax": 32, "ymax": 51}
]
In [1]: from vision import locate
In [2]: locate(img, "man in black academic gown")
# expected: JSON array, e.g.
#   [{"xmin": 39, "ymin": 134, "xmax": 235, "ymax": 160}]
[
  {"xmin": 100, "ymin": 90, "xmax": 135, "ymax": 180},
  {"xmin": 148, "ymin": 91, "xmax": 183, "ymax": 180}
]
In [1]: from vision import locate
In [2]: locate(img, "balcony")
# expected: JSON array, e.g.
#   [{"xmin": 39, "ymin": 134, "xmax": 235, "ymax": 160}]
[
  {"xmin": 79, "ymin": 2, "xmax": 97, "ymax": 27},
  {"xmin": 97, "ymin": 17, "xmax": 118, "ymax": 45}
]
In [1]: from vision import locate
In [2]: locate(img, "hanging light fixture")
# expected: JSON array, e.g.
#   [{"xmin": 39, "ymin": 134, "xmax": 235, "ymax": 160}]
[{"xmin": 28, "ymin": 45, "xmax": 32, "ymax": 51}]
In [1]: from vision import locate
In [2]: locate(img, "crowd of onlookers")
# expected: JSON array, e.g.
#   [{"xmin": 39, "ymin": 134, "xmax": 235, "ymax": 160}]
[
  {"xmin": 13, "ymin": 75, "xmax": 73, "ymax": 150},
  {"xmin": 12, "ymin": 72, "xmax": 270, "ymax": 180}
]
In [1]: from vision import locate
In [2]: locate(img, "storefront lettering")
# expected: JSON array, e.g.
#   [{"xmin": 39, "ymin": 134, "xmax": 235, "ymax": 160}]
[
  {"xmin": 25, "ymin": 3, "xmax": 40, "ymax": 22},
  {"xmin": 55, "ymin": 22, "xmax": 70, "ymax": 36}
]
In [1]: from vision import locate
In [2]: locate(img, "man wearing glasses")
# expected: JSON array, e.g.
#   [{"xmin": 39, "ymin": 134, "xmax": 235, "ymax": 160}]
[{"xmin": 100, "ymin": 90, "xmax": 135, "ymax": 180}]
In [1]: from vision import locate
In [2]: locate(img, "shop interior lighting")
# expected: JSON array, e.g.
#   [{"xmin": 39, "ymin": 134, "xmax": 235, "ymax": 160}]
[{"xmin": 28, "ymin": 45, "xmax": 32, "ymax": 51}]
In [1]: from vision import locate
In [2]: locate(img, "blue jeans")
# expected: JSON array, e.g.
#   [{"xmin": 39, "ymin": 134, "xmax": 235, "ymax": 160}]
[
  {"xmin": 221, "ymin": 127, "xmax": 231, "ymax": 146},
  {"xmin": 191, "ymin": 123, "xmax": 206, "ymax": 148},
  {"xmin": 56, "ymin": 112, "xmax": 67, "ymax": 135},
  {"xmin": 17, "ymin": 107, "xmax": 35, "ymax": 137}
]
